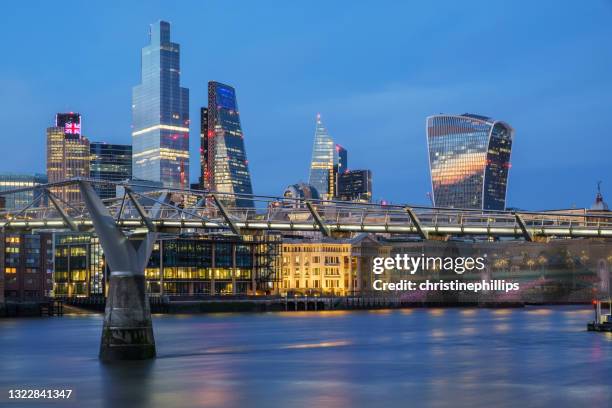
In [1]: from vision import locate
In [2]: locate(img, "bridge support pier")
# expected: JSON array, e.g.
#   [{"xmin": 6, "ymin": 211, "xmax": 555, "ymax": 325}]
[
  {"xmin": 100, "ymin": 272, "xmax": 155, "ymax": 361},
  {"xmin": 79, "ymin": 181, "xmax": 159, "ymax": 362}
]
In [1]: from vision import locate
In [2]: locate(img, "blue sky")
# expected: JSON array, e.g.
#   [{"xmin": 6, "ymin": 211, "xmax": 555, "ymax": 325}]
[{"xmin": 1, "ymin": 0, "xmax": 611, "ymax": 210}]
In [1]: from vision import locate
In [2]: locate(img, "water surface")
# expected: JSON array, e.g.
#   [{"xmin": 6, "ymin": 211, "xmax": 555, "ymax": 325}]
[{"xmin": 0, "ymin": 306, "xmax": 611, "ymax": 407}]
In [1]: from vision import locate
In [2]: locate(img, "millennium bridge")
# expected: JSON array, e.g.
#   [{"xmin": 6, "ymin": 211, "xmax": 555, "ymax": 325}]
[
  {"xmin": 1, "ymin": 179, "xmax": 611, "ymax": 361},
  {"xmin": 1, "ymin": 179, "xmax": 611, "ymax": 241}
]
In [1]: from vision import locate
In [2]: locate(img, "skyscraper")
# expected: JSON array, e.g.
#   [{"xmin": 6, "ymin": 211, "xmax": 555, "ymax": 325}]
[
  {"xmin": 333, "ymin": 144, "xmax": 348, "ymax": 198},
  {"xmin": 309, "ymin": 114, "xmax": 336, "ymax": 200},
  {"xmin": 90, "ymin": 142, "xmax": 133, "ymax": 199},
  {"xmin": 202, "ymin": 81, "xmax": 254, "ymax": 208},
  {"xmin": 426, "ymin": 113, "xmax": 514, "ymax": 210},
  {"xmin": 199, "ymin": 107, "xmax": 208, "ymax": 190},
  {"xmin": 337, "ymin": 170, "xmax": 372, "ymax": 203},
  {"xmin": 47, "ymin": 113, "xmax": 90, "ymax": 203},
  {"xmin": 132, "ymin": 21, "xmax": 189, "ymax": 189},
  {"xmin": 335, "ymin": 144, "xmax": 348, "ymax": 174}
]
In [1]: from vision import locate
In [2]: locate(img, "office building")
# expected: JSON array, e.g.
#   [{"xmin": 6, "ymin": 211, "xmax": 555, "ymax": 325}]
[
  {"xmin": 202, "ymin": 82, "xmax": 254, "ymax": 208},
  {"xmin": 53, "ymin": 233, "xmax": 104, "ymax": 298},
  {"xmin": 199, "ymin": 107, "xmax": 208, "ymax": 190},
  {"xmin": 332, "ymin": 144, "xmax": 348, "ymax": 198},
  {"xmin": 132, "ymin": 21, "xmax": 190, "ymax": 189},
  {"xmin": 309, "ymin": 114, "xmax": 336, "ymax": 200},
  {"xmin": 52, "ymin": 233, "xmax": 281, "ymax": 298},
  {"xmin": 426, "ymin": 113, "xmax": 514, "ymax": 210},
  {"xmin": 90, "ymin": 142, "xmax": 132, "ymax": 199},
  {"xmin": 337, "ymin": 170, "xmax": 372, "ymax": 202},
  {"xmin": 0, "ymin": 173, "xmax": 47, "ymax": 211},
  {"xmin": 46, "ymin": 113, "xmax": 90, "ymax": 203},
  {"xmin": 335, "ymin": 144, "xmax": 347, "ymax": 174},
  {"xmin": 146, "ymin": 234, "xmax": 280, "ymax": 296},
  {"xmin": 1, "ymin": 232, "xmax": 54, "ymax": 300}
]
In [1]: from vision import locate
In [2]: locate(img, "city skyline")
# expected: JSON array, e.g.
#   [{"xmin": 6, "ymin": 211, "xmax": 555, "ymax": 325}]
[{"xmin": 1, "ymin": 1, "xmax": 611, "ymax": 210}]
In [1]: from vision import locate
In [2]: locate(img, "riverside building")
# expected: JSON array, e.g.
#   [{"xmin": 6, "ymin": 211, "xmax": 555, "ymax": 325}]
[
  {"xmin": 280, "ymin": 235, "xmax": 382, "ymax": 296},
  {"xmin": 1, "ymin": 232, "xmax": 53, "ymax": 300},
  {"xmin": 52, "ymin": 233, "xmax": 281, "ymax": 299}
]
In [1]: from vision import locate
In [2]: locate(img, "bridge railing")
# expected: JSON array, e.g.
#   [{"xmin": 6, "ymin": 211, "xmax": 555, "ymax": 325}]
[{"xmin": 1, "ymin": 178, "xmax": 612, "ymax": 238}]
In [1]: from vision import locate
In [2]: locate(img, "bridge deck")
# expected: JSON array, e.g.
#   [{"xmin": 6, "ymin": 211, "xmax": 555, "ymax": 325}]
[{"xmin": 1, "ymin": 179, "xmax": 611, "ymax": 240}]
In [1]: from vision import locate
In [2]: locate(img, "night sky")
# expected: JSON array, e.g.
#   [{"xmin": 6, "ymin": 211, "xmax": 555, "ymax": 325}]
[{"xmin": 1, "ymin": 0, "xmax": 611, "ymax": 210}]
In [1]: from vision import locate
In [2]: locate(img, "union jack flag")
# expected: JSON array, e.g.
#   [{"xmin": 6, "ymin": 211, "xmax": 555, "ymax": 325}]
[{"xmin": 65, "ymin": 121, "xmax": 81, "ymax": 135}]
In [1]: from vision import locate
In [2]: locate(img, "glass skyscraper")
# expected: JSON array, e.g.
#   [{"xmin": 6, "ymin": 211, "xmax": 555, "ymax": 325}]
[
  {"xmin": 202, "ymin": 81, "xmax": 254, "ymax": 208},
  {"xmin": 90, "ymin": 142, "xmax": 133, "ymax": 199},
  {"xmin": 199, "ymin": 107, "xmax": 208, "ymax": 190},
  {"xmin": 333, "ymin": 144, "xmax": 348, "ymax": 198},
  {"xmin": 309, "ymin": 114, "xmax": 336, "ymax": 200},
  {"xmin": 336, "ymin": 144, "xmax": 348, "ymax": 173},
  {"xmin": 426, "ymin": 113, "xmax": 514, "ymax": 210},
  {"xmin": 132, "ymin": 21, "xmax": 189, "ymax": 189}
]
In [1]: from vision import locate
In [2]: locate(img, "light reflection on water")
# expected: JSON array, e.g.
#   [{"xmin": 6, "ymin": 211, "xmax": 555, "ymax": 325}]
[{"xmin": 0, "ymin": 306, "xmax": 611, "ymax": 408}]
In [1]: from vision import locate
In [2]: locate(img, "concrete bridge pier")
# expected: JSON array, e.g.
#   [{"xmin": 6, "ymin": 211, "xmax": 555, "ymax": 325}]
[
  {"xmin": 79, "ymin": 181, "xmax": 161, "ymax": 361},
  {"xmin": 100, "ymin": 269, "xmax": 155, "ymax": 361}
]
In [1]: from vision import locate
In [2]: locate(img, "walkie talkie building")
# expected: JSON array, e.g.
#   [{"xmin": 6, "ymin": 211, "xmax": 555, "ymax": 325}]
[{"xmin": 426, "ymin": 114, "xmax": 514, "ymax": 210}]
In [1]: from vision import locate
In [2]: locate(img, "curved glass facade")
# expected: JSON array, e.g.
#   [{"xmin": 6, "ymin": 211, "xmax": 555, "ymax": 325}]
[
  {"xmin": 132, "ymin": 21, "xmax": 189, "ymax": 189},
  {"xmin": 426, "ymin": 114, "xmax": 513, "ymax": 210}
]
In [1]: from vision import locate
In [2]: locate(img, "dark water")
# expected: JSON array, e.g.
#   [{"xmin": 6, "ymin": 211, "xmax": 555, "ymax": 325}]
[{"xmin": 0, "ymin": 306, "xmax": 611, "ymax": 408}]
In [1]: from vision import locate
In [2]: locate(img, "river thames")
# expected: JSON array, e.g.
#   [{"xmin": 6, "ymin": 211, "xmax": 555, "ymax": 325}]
[{"xmin": 1, "ymin": 306, "xmax": 611, "ymax": 407}]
